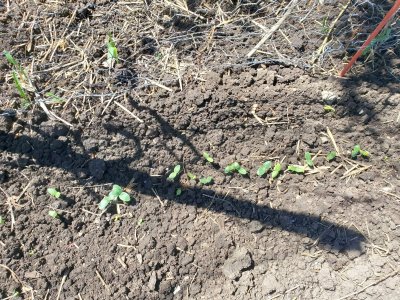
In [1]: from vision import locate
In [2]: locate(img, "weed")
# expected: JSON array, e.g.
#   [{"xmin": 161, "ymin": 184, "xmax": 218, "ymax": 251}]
[
  {"xmin": 362, "ymin": 27, "xmax": 392, "ymax": 57},
  {"xmin": 0, "ymin": 216, "xmax": 4, "ymax": 224},
  {"xmin": 225, "ymin": 162, "xmax": 247, "ymax": 175},
  {"xmin": 199, "ymin": 176, "xmax": 213, "ymax": 185},
  {"xmin": 48, "ymin": 210, "xmax": 59, "ymax": 218},
  {"xmin": 176, "ymin": 188, "xmax": 182, "ymax": 196},
  {"xmin": 98, "ymin": 184, "xmax": 131, "ymax": 210},
  {"xmin": 271, "ymin": 163, "xmax": 281, "ymax": 180},
  {"xmin": 47, "ymin": 188, "xmax": 61, "ymax": 198},
  {"xmin": 305, "ymin": 152, "xmax": 314, "ymax": 167},
  {"xmin": 203, "ymin": 151, "xmax": 214, "ymax": 163},
  {"xmin": 168, "ymin": 165, "xmax": 181, "ymax": 181},
  {"xmin": 257, "ymin": 161, "xmax": 272, "ymax": 177},
  {"xmin": 287, "ymin": 165, "xmax": 305, "ymax": 173},
  {"xmin": 187, "ymin": 172, "xmax": 196, "ymax": 180},
  {"xmin": 107, "ymin": 34, "xmax": 119, "ymax": 66},
  {"xmin": 324, "ymin": 105, "xmax": 335, "ymax": 113},
  {"xmin": 326, "ymin": 151, "xmax": 337, "ymax": 161},
  {"xmin": 45, "ymin": 92, "xmax": 65, "ymax": 104}
]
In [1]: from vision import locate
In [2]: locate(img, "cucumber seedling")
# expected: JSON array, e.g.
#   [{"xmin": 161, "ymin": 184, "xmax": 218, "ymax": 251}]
[
  {"xmin": 351, "ymin": 145, "xmax": 370, "ymax": 159},
  {"xmin": 199, "ymin": 176, "xmax": 213, "ymax": 185},
  {"xmin": 257, "ymin": 161, "xmax": 272, "ymax": 177},
  {"xmin": 47, "ymin": 188, "xmax": 61, "ymax": 198},
  {"xmin": 271, "ymin": 163, "xmax": 281, "ymax": 180},
  {"xmin": 203, "ymin": 152, "xmax": 214, "ymax": 163},
  {"xmin": 304, "ymin": 152, "xmax": 314, "ymax": 168},
  {"xmin": 225, "ymin": 162, "xmax": 247, "ymax": 175},
  {"xmin": 287, "ymin": 165, "xmax": 305, "ymax": 174},
  {"xmin": 99, "ymin": 184, "xmax": 131, "ymax": 210},
  {"xmin": 107, "ymin": 34, "xmax": 119, "ymax": 67},
  {"xmin": 168, "ymin": 165, "xmax": 181, "ymax": 181},
  {"xmin": 326, "ymin": 151, "xmax": 337, "ymax": 161},
  {"xmin": 48, "ymin": 210, "xmax": 59, "ymax": 219}
]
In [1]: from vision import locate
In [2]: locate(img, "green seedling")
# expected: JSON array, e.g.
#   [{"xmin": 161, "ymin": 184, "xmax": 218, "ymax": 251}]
[
  {"xmin": 107, "ymin": 34, "xmax": 118, "ymax": 66},
  {"xmin": 324, "ymin": 105, "xmax": 335, "ymax": 113},
  {"xmin": 176, "ymin": 188, "xmax": 182, "ymax": 196},
  {"xmin": 98, "ymin": 184, "xmax": 131, "ymax": 210},
  {"xmin": 48, "ymin": 210, "xmax": 59, "ymax": 218},
  {"xmin": 305, "ymin": 152, "xmax": 314, "ymax": 167},
  {"xmin": 360, "ymin": 149, "xmax": 370, "ymax": 158},
  {"xmin": 0, "ymin": 216, "xmax": 4, "ymax": 225},
  {"xmin": 168, "ymin": 165, "xmax": 181, "ymax": 181},
  {"xmin": 287, "ymin": 165, "xmax": 305, "ymax": 174},
  {"xmin": 3, "ymin": 51, "xmax": 30, "ymax": 108},
  {"xmin": 199, "ymin": 176, "xmax": 213, "ymax": 185},
  {"xmin": 45, "ymin": 92, "xmax": 65, "ymax": 104},
  {"xmin": 203, "ymin": 151, "xmax": 214, "ymax": 163},
  {"xmin": 351, "ymin": 145, "xmax": 361, "ymax": 158},
  {"xmin": 326, "ymin": 151, "xmax": 337, "ymax": 161},
  {"xmin": 362, "ymin": 27, "xmax": 392, "ymax": 57},
  {"xmin": 225, "ymin": 162, "xmax": 247, "ymax": 175},
  {"xmin": 187, "ymin": 172, "xmax": 196, "ymax": 180},
  {"xmin": 47, "ymin": 188, "xmax": 61, "ymax": 198},
  {"xmin": 257, "ymin": 161, "xmax": 272, "ymax": 177},
  {"xmin": 271, "ymin": 163, "xmax": 281, "ymax": 180}
]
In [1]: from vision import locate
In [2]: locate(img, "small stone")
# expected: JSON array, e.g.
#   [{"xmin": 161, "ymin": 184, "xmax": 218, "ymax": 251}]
[
  {"xmin": 222, "ymin": 248, "xmax": 253, "ymax": 280},
  {"xmin": 247, "ymin": 220, "xmax": 264, "ymax": 233},
  {"xmin": 261, "ymin": 274, "xmax": 283, "ymax": 294},
  {"xmin": 148, "ymin": 271, "xmax": 158, "ymax": 291}
]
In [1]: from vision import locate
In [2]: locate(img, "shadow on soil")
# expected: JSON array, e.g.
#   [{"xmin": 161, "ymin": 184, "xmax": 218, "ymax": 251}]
[{"xmin": 1, "ymin": 118, "xmax": 365, "ymax": 253}]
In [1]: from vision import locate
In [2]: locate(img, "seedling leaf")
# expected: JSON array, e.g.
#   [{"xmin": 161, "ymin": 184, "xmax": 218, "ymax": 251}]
[
  {"xmin": 45, "ymin": 92, "xmax": 65, "ymax": 104},
  {"xmin": 326, "ymin": 151, "xmax": 337, "ymax": 161},
  {"xmin": 47, "ymin": 188, "xmax": 61, "ymax": 198},
  {"xmin": 360, "ymin": 150, "xmax": 370, "ymax": 158},
  {"xmin": 187, "ymin": 172, "xmax": 196, "ymax": 180},
  {"xmin": 48, "ymin": 210, "xmax": 58, "ymax": 218},
  {"xmin": 176, "ymin": 188, "xmax": 182, "ymax": 196},
  {"xmin": 0, "ymin": 216, "xmax": 4, "ymax": 224},
  {"xmin": 203, "ymin": 152, "xmax": 214, "ymax": 163},
  {"xmin": 287, "ymin": 165, "xmax": 305, "ymax": 173},
  {"xmin": 12, "ymin": 71, "xmax": 30, "ymax": 107},
  {"xmin": 119, "ymin": 192, "xmax": 131, "ymax": 203},
  {"xmin": 109, "ymin": 184, "xmax": 123, "ymax": 198},
  {"xmin": 271, "ymin": 163, "xmax": 281, "ymax": 180},
  {"xmin": 351, "ymin": 145, "xmax": 361, "ymax": 158},
  {"xmin": 257, "ymin": 161, "xmax": 272, "ymax": 177},
  {"xmin": 168, "ymin": 164, "xmax": 181, "ymax": 181},
  {"xmin": 305, "ymin": 152, "xmax": 314, "ymax": 167},
  {"xmin": 3, "ymin": 51, "xmax": 18, "ymax": 67},
  {"xmin": 324, "ymin": 105, "xmax": 335, "ymax": 113},
  {"xmin": 238, "ymin": 167, "xmax": 247, "ymax": 175},
  {"xmin": 107, "ymin": 34, "xmax": 119, "ymax": 64},
  {"xmin": 174, "ymin": 165, "xmax": 181, "ymax": 174},
  {"xmin": 99, "ymin": 196, "xmax": 112, "ymax": 210},
  {"xmin": 199, "ymin": 176, "xmax": 213, "ymax": 184}
]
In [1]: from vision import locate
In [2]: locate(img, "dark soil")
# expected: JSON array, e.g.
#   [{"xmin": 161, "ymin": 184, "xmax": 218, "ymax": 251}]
[{"xmin": 1, "ymin": 1, "xmax": 400, "ymax": 300}]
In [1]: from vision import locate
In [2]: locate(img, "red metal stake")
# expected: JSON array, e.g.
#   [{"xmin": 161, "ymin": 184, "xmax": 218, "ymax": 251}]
[{"xmin": 339, "ymin": 0, "xmax": 400, "ymax": 77}]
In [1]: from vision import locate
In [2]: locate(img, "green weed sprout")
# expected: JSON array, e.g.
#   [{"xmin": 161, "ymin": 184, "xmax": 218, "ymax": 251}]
[
  {"xmin": 47, "ymin": 188, "xmax": 61, "ymax": 198},
  {"xmin": 98, "ymin": 184, "xmax": 131, "ymax": 210},
  {"xmin": 3, "ymin": 51, "xmax": 30, "ymax": 108},
  {"xmin": 271, "ymin": 163, "xmax": 281, "ymax": 180},
  {"xmin": 199, "ymin": 176, "xmax": 213, "ymax": 185},
  {"xmin": 0, "ymin": 216, "xmax": 4, "ymax": 224},
  {"xmin": 326, "ymin": 151, "xmax": 337, "ymax": 161},
  {"xmin": 324, "ymin": 105, "xmax": 335, "ymax": 113},
  {"xmin": 305, "ymin": 152, "xmax": 314, "ymax": 167},
  {"xmin": 362, "ymin": 27, "xmax": 392, "ymax": 57},
  {"xmin": 45, "ymin": 92, "xmax": 65, "ymax": 104},
  {"xmin": 257, "ymin": 161, "xmax": 272, "ymax": 177},
  {"xmin": 176, "ymin": 188, "xmax": 182, "ymax": 196},
  {"xmin": 225, "ymin": 162, "xmax": 247, "ymax": 175},
  {"xmin": 203, "ymin": 152, "xmax": 214, "ymax": 163},
  {"xmin": 287, "ymin": 165, "xmax": 305, "ymax": 174},
  {"xmin": 107, "ymin": 34, "xmax": 118, "ymax": 66},
  {"xmin": 168, "ymin": 165, "xmax": 181, "ymax": 181},
  {"xmin": 48, "ymin": 210, "xmax": 59, "ymax": 219}
]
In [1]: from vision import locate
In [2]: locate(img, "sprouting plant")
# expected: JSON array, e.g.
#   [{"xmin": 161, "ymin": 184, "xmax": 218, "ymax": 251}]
[
  {"xmin": 45, "ymin": 92, "xmax": 65, "ymax": 104},
  {"xmin": 257, "ymin": 161, "xmax": 272, "ymax": 177},
  {"xmin": 324, "ymin": 105, "xmax": 335, "ymax": 113},
  {"xmin": 351, "ymin": 145, "xmax": 361, "ymax": 158},
  {"xmin": 168, "ymin": 165, "xmax": 181, "ymax": 181},
  {"xmin": 199, "ymin": 176, "xmax": 213, "ymax": 185},
  {"xmin": 362, "ymin": 27, "xmax": 392, "ymax": 57},
  {"xmin": 326, "ymin": 151, "xmax": 337, "ymax": 161},
  {"xmin": 0, "ymin": 216, "xmax": 4, "ymax": 225},
  {"xmin": 3, "ymin": 51, "xmax": 30, "ymax": 108},
  {"xmin": 203, "ymin": 151, "xmax": 214, "ymax": 163},
  {"xmin": 287, "ymin": 165, "xmax": 305, "ymax": 174},
  {"xmin": 47, "ymin": 188, "xmax": 61, "ymax": 198},
  {"xmin": 320, "ymin": 16, "xmax": 329, "ymax": 34},
  {"xmin": 271, "ymin": 163, "xmax": 281, "ymax": 180},
  {"xmin": 187, "ymin": 172, "xmax": 196, "ymax": 180},
  {"xmin": 107, "ymin": 34, "xmax": 118, "ymax": 66},
  {"xmin": 48, "ymin": 210, "xmax": 59, "ymax": 218},
  {"xmin": 176, "ymin": 188, "xmax": 182, "ymax": 196},
  {"xmin": 305, "ymin": 152, "xmax": 314, "ymax": 167},
  {"xmin": 224, "ymin": 162, "xmax": 247, "ymax": 175},
  {"xmin": 98, "ymin": 184, "xmax": 131, "ymax": 210}
]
